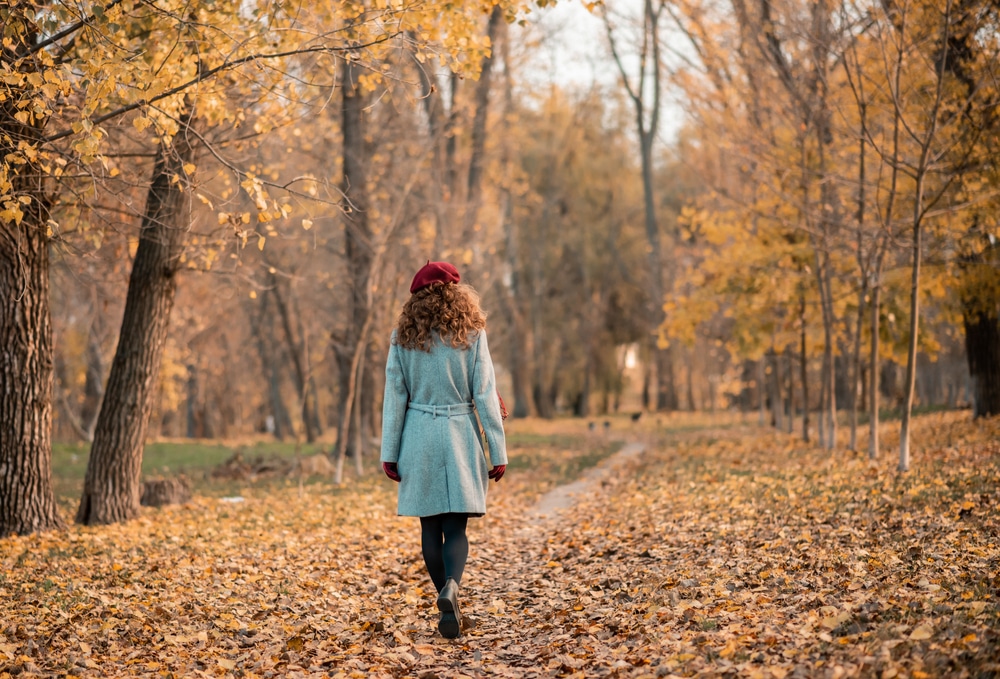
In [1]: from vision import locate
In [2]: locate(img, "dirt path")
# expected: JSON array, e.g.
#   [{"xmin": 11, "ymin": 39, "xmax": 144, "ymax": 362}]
[
  {"xmin": 398, "ymin": 439, "xmax": 656, "ymax": 678},
  {"xmin": 527, "ymin": 442, "xmax": 647, "ymax": 523}
]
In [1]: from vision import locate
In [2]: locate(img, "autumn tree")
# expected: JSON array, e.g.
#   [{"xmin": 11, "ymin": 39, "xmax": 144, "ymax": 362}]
[
  {"xmin": 498, "ymin": 86, "xmax": 649, "ymax": 416},
  {"xmin": 601, "ymin": 0, "xmax": 678, "ymax": 413},
  {"xmin": 655, "ymin": 0, "xmax": 996, "ymax": 457},
  {"xmin": 1, "ymin": 0, "xmax": 532, "ymax": 535}
]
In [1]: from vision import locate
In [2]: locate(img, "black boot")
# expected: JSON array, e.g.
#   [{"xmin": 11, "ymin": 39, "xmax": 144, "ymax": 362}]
[{"xmin": 436, "ymin": 578, "xmax": 461, "ymax": 639}]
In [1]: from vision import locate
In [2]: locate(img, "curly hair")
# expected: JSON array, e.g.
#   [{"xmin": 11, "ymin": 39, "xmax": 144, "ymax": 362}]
[{"xmin": 395, "ymin": 283, "xmax": 487, "ymax": 351}]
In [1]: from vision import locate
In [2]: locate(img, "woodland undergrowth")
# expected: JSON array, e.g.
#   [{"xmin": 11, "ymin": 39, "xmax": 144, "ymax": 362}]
[{"xmin": 1, "ymin": 412, "xmax": 997, "ymax": 678}]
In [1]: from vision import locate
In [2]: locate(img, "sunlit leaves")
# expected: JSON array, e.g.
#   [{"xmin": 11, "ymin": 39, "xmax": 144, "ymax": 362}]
[{"xmin": 1, "ymin": 0, "xmax": 529, "ymax": 237}]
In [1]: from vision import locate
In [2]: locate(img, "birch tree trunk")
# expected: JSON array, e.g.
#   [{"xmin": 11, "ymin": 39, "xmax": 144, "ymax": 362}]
[
  {"xmin": 868, "ymin": 247, "xmax": 886, "ymax": 461},
  {"xmin": 899, "ymin": 197, "xmax": 925, "ymax": 472}
]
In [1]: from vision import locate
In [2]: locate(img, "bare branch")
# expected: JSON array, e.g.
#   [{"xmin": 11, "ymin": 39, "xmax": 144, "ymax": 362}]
[{"xmin": 42, "ymin": 33, "xmax": 398, "ymax": 144}]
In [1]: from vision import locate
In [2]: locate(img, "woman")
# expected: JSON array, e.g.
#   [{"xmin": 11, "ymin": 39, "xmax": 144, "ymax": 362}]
[{"xmin": 379, "ymin": 261, "xmax": 507, "ymax": 639}]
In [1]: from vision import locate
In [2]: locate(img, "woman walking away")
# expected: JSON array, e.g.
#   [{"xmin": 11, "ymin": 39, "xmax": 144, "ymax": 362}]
[{"xmin": 380, "ymin": 261, "xmax": 508, "ymax": 639}]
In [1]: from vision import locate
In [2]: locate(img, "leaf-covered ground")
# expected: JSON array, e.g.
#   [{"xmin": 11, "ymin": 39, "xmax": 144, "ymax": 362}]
[{"xmin": 2, "ymin": 412, "xmax": 998, "ymax": 678}]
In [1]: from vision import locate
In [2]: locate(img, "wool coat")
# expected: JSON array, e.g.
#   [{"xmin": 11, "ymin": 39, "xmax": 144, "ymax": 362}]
[{"xmin": 379, "ymin": 330, "xmax": 508, "ymax": 517}]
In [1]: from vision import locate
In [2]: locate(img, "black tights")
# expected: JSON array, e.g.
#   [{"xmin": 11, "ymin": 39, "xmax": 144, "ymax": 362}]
[{"xmin": 419, "ymin": 513, "xmax": 469, "ymax": 592}]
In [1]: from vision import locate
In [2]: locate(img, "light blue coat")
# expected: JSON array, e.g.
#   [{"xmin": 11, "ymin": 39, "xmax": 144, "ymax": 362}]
[{"xmin": 379, "ymin": 330, "xmax": 508, "ymax": 517}]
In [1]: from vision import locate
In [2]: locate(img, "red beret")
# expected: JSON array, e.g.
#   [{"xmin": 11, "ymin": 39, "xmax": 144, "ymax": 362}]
[{"xmin": 410, "ymin": 261, "xmax": 461, "ymax": 294}]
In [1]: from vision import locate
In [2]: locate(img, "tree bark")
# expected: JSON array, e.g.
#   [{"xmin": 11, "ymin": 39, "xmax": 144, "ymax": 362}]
[
  {"xmin": 849, "ymin": 285, "xmax": 866, "ymax": 452},
  {"xmin": 960, "ymin": 238, "xmax": 1000, "ymax": 418},
  {"xmin": 786, "ymin": 350, "xmax": 795, "ymax": 434},
  {"xmin": 963, "ymin": 304, "xmax": 1000, "ymax": 418},
  {"xmin": 757, "ymin": 358, "xmax": 767, "ymax": 426},
  {"xmin": 899, "ymin": 208, "xmax": 924, "ymax": 472},
  {"xmin": 0, "ymin": 199, "xmax": 64, "ymax": 537},
  {"xmin": 898, "ymin": 14, "xmax": 950, "ymax": 471},
  {"xmin": 410, "ymin": 40, "xmax": 449, "ymax": 250},
  {"xmin": 497, "ymin": 24, "xmax": 536, "ymax": 419},
  {"xmin": 464, "ymin": 3, "xmax": 505, "ymax": 239},
  {"xmin": 248, "ymin": 293, "xmax": 294, "ymax": 439},
  {"xmin": 605, "ymin": 0, "xmax": 676, "ymax": 412},
  {"xmin": 771, "ymin": 350, "xmax": 784, "ymax": 430},
  {"xmin": 0, "ymin": 24, "xmax": 64, "ymax": 536},
  {"xmin": 270, "ymin": 277, "xmax": 320, "ymax": 441},
  {"xmin": 800, "ymin": 294, "xmax": 810, "ymax": 442},
  {"xmin": 77, "ymin": 115, "xmax": 196, "ymax": 526},
  {"xmin": 80, "ymin": 320, "xmax": 106, "ymax": 438},
  {"xmin": 848, "ymin": 62, "xmax": 869, "ymax": 454},
  {"xmin": 868, "ymin": 247, "xmax": 886, "ymax": 461},
  {"xmin": 333, "ymin": 54, "xmax": 374, "ymax": 474}
]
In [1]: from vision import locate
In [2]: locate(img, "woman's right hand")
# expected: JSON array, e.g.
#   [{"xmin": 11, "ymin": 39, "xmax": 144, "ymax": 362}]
[
  {"xmin": 382, "ymin": 461, "xmax": 401, "ymax": 482},
  {"xmin": 488, "ymin": 465, "xmax": 505, "ymax": 482}
]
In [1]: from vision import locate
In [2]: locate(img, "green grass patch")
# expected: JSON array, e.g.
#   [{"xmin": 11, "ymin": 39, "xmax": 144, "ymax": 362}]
[
  {"xmin": 50, "ymin": 423, "xmax": 623, "ymax": 505},
  {"xmin": 51, "ymin": 439, "xmax": 334, "ymax": 502}
]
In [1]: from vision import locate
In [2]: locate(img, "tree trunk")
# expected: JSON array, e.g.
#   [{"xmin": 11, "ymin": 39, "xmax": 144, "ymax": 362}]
[
  {"xmin": 850, "ymin": 93, "xmax": 869, "ymax": 453},
  {"xmin": 463, "ymin": 3, "xmax": 505, "ymax": 241},
  {"xmin": 334, "ymin": 55, "xmax": 373, "ymax": 475},
  {"xmin": 644, "ymin": 131, "xmax": 675, "ymax": 411},
  {"xmin": 816, "ymin": 252, "xmax": 837, "ymax": 450},
  {"xmin": 270, "ymin": 278, "xmax": 319, "ymax": 442},
  {"xmin": 849, "ymin": 282, "xmax": 866, "ymax": 451},
  {"xmin": 0, "ymin": 203, "xmax": 64, "ymax": 537},
  {"xmin": 687, "ymin": 352, "xmax": 696, "ymax": 411},
  {"xmin": 960, "ymin": 238, "xmax": 1000, "ymax": 418},
  {"xmin": 77, "ymin": 118, "xmax": 196, "ymax": 526},
  {"xmin": 248, "ymin": 293, "xmax": 293, "ymax": 439},
  {"xmin": 757, "ymin": 358, "xmax": 767, "ymax": 426},
  {"xmin": 771, "ymin": 350, "xmax": 784, "ymax": 430},
  {"xmin": 817, "ymin": 337, "xmax": 826, "ymax": 446},
  {"xmin": 800, "ymin": 294, "xmax": 810, "ymax": 443},
  {"xmin": 498, "ymin": 34, "xmax": 536, "ymax": 420},
  {"xmin": 80, "ymin": 320, "xmax": 106, "ymax": 438},
  {"xmin": 786, "ymin": 350, "xmax": 795, "ymax": 434},
  {"xmin": 353, "ymin": 367, "xmax": 365, "ymax": 477},
  {"xmin": 185, "ymin": 364, "xmax": 200, "ymax": 438},
  {"xmin": 868, "ymin": 247, "xmax": 886, "ymax": 461},
  {"xmin": 411, "ymin": 40, "xmax": 449, "ymax": 250},
  {"xmin": 899, "ymin": 217, "xmax": 923, "ymax": 473},
  {"xmin": 963, "ymin": 302, "xmax": 1000, "ymax": 419},
  {"xmin": 606, "ymin": 0, "xmax": 675, "ymax": 412}
]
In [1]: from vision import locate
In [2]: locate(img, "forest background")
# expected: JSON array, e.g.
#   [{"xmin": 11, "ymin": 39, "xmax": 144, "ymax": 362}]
[{"xmin": 1, "ymin": 0, "xmax": 999, "ymax": 537}]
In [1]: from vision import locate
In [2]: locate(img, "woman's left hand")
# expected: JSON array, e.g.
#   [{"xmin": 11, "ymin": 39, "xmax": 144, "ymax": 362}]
[{"xmin": 488, "ymin": 465, "xmax": 505, "ymax": 482}]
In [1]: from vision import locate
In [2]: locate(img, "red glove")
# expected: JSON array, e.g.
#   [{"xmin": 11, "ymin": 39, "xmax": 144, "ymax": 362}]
[
  {"xmin": 488, "ymin": 465, "xmax": 505, "ymax": 482},
  {"xmin": 382, "ymin": 461, "xmax": 401, "ymax": 482}
]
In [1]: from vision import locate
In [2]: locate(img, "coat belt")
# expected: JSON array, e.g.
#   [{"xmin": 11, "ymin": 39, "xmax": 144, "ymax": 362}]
[{"xmin": 407, "ymin": 402, "xmax": 475, "ymax": 418}]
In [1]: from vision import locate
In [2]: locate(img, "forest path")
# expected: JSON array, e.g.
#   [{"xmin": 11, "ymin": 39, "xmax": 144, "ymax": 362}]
[
  {"xmin": 527, "ymin": 441, "xmax": 648, "ymax": 523},
  {"xmin": 6, "ymin": 412, "xmax": 994, "ymax": 678},
  {"xmin": 407, "ymin": 436, "xmax": 667, "ymax": 678}
]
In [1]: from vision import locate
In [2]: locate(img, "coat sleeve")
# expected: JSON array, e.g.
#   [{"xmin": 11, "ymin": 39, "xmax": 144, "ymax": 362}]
[
  {"xmin": 471, "ymin": 332, "xmax": 508, "ymax": 466},
  {"xmin": 380, "ymin": 340, "xmax": 408, "ymax": 464}
]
